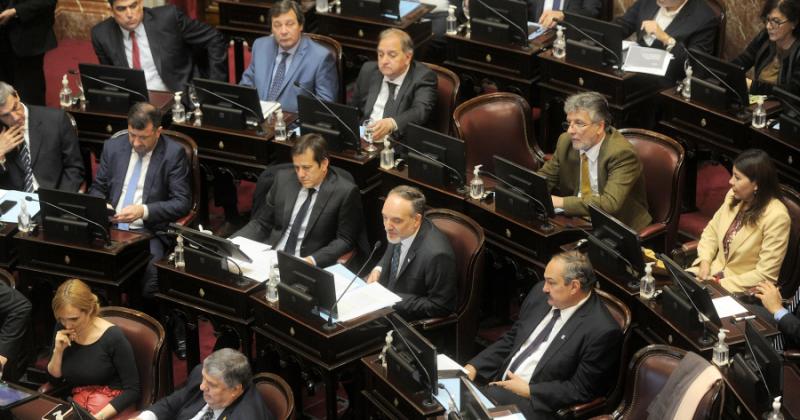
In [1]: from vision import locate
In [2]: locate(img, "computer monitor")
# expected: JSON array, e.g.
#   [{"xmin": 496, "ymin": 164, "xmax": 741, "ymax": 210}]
[
  {"xmin": 169, "ymin": 223, "xmax": 252, "ymax": 262},
  {"xmin": 493, "ymin": 155, "xmax": 554, "ymax": 224},
  {"xmin": 688, "ymin": 48, "xmax": 749, "ymax": 115},
  {"xmin": 772, "ymin": 86, "xmax": 800, "ymax": 138},
  {"xmin": 276, "ymin": 251, "xmax": 337, "ymax": 318},
  {"xmin": 564, "ymin": 13, "xmax": 623, "ymax": 70},
  {"xmin": 297, "ymin": 94, "xmax": 360, "ymax": 153},
  {"xmin": 587, "ymin": 204, "xmax": 646, "ymax": 284},
  {"xmin": 78, "ymin": 63, "xmax": 149, "ymax": 114},
  {"xmin": 385, "ymin": 313, "xmax": 438, "ymax": 402},
  {"xmin": 168, "ymin": 223, "xmax": 252, "ymax": 282},
  {"xmin": 660, "ymin": 252, "xmax": 723, "ymax": 345},
  {"xmin": 37, "ymin": 188, "xmax": 112, "ymax": 246},
  {"xmin": 730, "ymin": 320, "xmax": 784, "ymax": 413},
  {"xmin": 340, "ymin": 0, "xmax": 406, "ymax": 19},
  {"xmin": 470, "ymin": 0, "xmax": 529, "ymax": 48},
  {"xmin": 405, "ymin": 123, "xmax": 465, "ymax": 189},
  {"xmin": 192, "ymin": 78, "xmax": 264, "ymax": 131}
]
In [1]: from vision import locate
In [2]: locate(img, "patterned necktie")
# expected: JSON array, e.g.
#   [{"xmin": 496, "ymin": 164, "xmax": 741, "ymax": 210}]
[
  {"xmin": 506, "ymin": 309, "xmax": 561, "ymax": 374},
  {"xmin": 580, "ymin": 153, "xmax": 592, "ymax": 197},
  {"xmin": 382, "ymin": 82, "xmax": 398, "ymax": 118},
  {"xmin": 199, "ymin": 406, "xmax": 215, "ymax": 420},
  {"xmin": 284, "ymin": 188, "xmax": 315, "ymax": 255},
  {"xmin": 267, "ymin": 52, "xmax": 290, "ymax": 101},
  {"xmin": 387, "ymin": 244, "xmax": 403, "ymax": 290},
  {"xmin": 130, "ymin": 31, "xmax": 142, "ymax": 70},
  {"xmin": 18, "ymin": 140, "xmax": 34, "ymax": 193},
  {"xmin": 118, "ymin": 154, "xmax": 143, "ymax": 231}
]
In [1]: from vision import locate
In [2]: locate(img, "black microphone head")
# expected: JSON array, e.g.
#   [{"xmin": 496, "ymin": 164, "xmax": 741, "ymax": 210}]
[
  {"xmin": 293, "ymin": 80, "xmax": 301, "ymax": 87},
  {"xmin": 372, "ymin": 240, "xmax": 382, "ymax": 250},
  {"xmin": 24, "ymin": 196, "xmax": 33, "ymax": 202},
  {"xmin": 438, "ymin": 383, "xmax": 446, "ymax": 389}
]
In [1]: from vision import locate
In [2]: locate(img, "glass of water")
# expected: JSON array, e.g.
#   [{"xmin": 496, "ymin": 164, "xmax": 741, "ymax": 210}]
[{"xmin": 363, "ymin": 118, "xmax": 377, "ymax": 152}]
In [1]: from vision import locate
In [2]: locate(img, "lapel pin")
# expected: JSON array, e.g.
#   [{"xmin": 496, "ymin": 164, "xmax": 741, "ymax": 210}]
[{"xmin": 561, "ymin": 334, "xmax": 566, "ymax": 340}]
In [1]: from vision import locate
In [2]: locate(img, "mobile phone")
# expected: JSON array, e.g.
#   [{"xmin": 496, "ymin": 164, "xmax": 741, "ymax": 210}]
[{"xmin": 0, "ymin": 200, "xmax": 16, "ymax": 216}]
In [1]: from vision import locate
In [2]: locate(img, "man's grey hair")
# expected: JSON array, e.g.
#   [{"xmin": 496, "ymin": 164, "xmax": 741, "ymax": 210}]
[
  {"xmin": 0, "ymin": 82, "xmax": 17, "ymax": 108},
  {"xmin": 379, "ymin": 28, "xmax": 414, "ymax": 54},
  {"xmin": 563, "ymin": 91, "xmax": 612, "ymax": 131},
  {"xmin": 388, "ymin": 185, "xmax": 426, "ymax": 216},
  {"xmin": 553, "ymin": 250, "xmax": 597, "ymax": 292},
  {"xmin": 202, "ymin": 348, "xmax": 253, "ymax": 389}
]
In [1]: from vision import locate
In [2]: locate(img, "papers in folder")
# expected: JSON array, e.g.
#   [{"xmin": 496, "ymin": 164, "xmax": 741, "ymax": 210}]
[
  {"xmin": 228, "ymin": 236, "xmax": 276, "ymax": 282},
  {"xmin": 0, "ymin": 190, "xmax": 39, "ymax": 223},
  {"xmin": 712, "ymin": 295, "xmax": 749, "ymax": 318},
  {"xmin": 324, "ymin": 264, "xmax": 402, "ymax": 322},
  {"xmin": 260, "ymin": 101, "xmax": 280, "ymax": 119},
  {"xmin": 622, "ymin": 44, "xmax": 673, "ymax": 76}
]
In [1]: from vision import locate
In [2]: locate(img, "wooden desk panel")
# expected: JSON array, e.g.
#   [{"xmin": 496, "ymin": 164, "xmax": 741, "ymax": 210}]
[
  {"xmin": 361, "ymin": 354, "xmax": 445, "ymax": 419},
  {"xmin": 749, "ymin": 125, "xmax": 800, "ymax": 186},
  {"xmin": 67, "ymin": 91, "xmax": 174, "ymax": 145}
]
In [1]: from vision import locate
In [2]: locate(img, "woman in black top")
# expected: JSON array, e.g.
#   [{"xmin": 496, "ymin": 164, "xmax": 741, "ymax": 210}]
[
  {"xmin": 47, "ymin": 279, "xmax": 140, "ymax": 419},
  {"xmin": 733, "ymin": 0, "xmax": 800, "ymax": 95}
]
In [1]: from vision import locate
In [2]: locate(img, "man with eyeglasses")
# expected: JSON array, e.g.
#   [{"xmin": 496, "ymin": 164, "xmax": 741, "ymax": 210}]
[{"xmin": 537, "ymin": 91, "xmax": 651, "ymax": 231}]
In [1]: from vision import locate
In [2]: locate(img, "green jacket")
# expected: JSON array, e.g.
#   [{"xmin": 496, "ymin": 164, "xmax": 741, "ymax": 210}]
[{"xmin": 538, "ymin": 128, "xmax": 652, "ymax": 231}]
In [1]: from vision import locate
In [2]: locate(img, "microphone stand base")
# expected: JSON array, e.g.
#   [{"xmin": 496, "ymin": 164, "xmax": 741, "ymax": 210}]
[
  {"xmin": 321, "ymin": 321, "xmax": 338, "ymax": 332},
  {"xmin": 627, "ymin": 280, "xmax": 641, "ymax": 291},
  {"xmin": 422, "ymin": 396, "xmax": 437, "ymax": 408}
]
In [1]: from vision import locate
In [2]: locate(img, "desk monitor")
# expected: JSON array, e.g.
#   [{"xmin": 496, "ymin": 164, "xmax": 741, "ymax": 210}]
[
  {"xmin": 660, "ymin": 252, "xmax": 722, "ymax": 345},
  {"xmin": 470, "ymin": 0, "xmax": 529, "ymax": 48},
  {"xmin": 38, "ymin": 188, "xmax": 111, "ymax": 245},
  {"xmin": 276, "ymin": 250, "xmax": 336, "ymax": 318},
  {"xmin": 688, "ymin": 48, "xmax": 749, "ymax": 114},
  {"xmin": 385, "ymin": 312, "xmax": 438, "ymax": 401},
  {"xmin": 772, "ymin": 86, "xmax": 800, "ymax": 138},
  {"xmin": 730, "ymin": 320, "xmax": 783, "ymax": 413},
  {"xmin": 405, "ymin": 123, "xmax": 465, "ymax": 189},
  {"xmin": 586, "ymin": 204, "xmax": 646, "ymax": 283},
  {"xmin": 169, "ymin": 223, "xmax": 252, "ymax": 263},
  {"xmin": 492, "ymin": 155, "xmax": 554, "ymax": 223},
  {"xmin": 458, "ymin": 377, "xmax": 521, "ymax": 419},
  {"xmin": 564, "ymin": 13, "xmax": 623, "ymax": 70},
  {"xmin": 193, "ymin": 78, "xmax": 264, "ymax": 131},
  {"xmin": 168, "ymin": 224, "xmax": 252, "ymax": 283},
  {"xmin": 297, "ymin": 94, "xmax": 360, "ymax": 153},
  {"xmin": 78, "ymin": 63, "xmax": 149, "ymax": 114}
]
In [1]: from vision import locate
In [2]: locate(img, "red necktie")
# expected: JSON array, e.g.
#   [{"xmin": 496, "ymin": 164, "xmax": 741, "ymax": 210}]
[{"xmin": 130, "ymin": 31, "xmax": 142, "ymax": 70}]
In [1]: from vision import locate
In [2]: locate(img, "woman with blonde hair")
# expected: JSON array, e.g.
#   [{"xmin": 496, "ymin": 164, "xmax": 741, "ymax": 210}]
[{"xmin": 47, "ymin": 279, "xmax": 140, "ymax": 419}]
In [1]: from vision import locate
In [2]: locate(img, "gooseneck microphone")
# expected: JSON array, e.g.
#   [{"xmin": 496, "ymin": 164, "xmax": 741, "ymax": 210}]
[
  {"xmin": 677, "ymin": 43, "xmax": 750, "ymax": 119},
  {"xmin": 322, "ymin": 241, "xmax": 383, "ymax": 331},
  {"xmin": 384, "ymin": 314, "xmax": 438, "ymax": 407},
  {"xmin": 566, "ymin": 221, "xmax": 640, "ymax": 288},
  {"xmin": 68, "ymin": 69, "xmax": 148, "ymax": 102},
  {"xmin": 478, "ymin": 170, "xmax": 554, "ymax": 231},
  {"xmin": 190, "ymin": 83, "xmax": 266, "ymax": 135},
  {"xmin": 473, "ymin": 0, "xmax": 529, "ymax": 49},
  {"xmin": 389, "ymin": 137, "xmax": 468, "ymax": 195},
  {"xmin": 26, "ymin": 195, "xmax": 112, "ymax": 247},
  {"xmin": 158, "ymin": 228, "xmax": 245, "ymax": 282},
  {"xmin": 557, "ymin": 20, "xmax": 624, "ymax": 76},
  {"xmin": 293, "ymin": 80, "xmax": 363, "ymax": 155}
]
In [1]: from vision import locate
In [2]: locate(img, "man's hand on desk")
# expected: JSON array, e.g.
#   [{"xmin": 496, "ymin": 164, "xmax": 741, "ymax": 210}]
[
  {"xmin": 464, "ymin": 364, "xmax": 477, "ymax": 381},
  {"xmin": 111, "ymin": 204, "xmax": 144, "ymax": 223},
  {"xmin": 489, "ymin": 371, "xmax": 531, "ymax": 399},
  {"xmin": 366, "ymin": 269, "xmax": 381, "ymax": 284},
  {"xmin": 539, "ymin": 10, "xmax": 564, "ymax": 29},
  {"xmin": 754, "ymin": 281, "xmax": 784, "ymax": 314},
  {"xmin": 551, "ymin": 195, "xmax": 564, "ymax": 209},
  {"xmin": 369, "ymin": 118, "xmax": 395, "ymax": 141}
]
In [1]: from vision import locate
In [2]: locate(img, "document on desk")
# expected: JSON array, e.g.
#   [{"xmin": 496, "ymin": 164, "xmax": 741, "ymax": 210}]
[
  {"xmin": 437, "ymin": 353, "xmax": 469, "ymax": 374},
  {"xmin": 437, "ymin": 377, "xmax": 526, "ymax": 419},
  {"xmin": 0, "ymin": 190, "xmax": 39, "ymax": 223},
  {"xmin": 622, "ymin": 45, "xmax": 672, "ymax": 76},
  {"xmin": 712, "ymin": 295, "xmax": 749, "ymax": 318},
  {"xmin": 260, "ymin": 101, "xmax": 280, "ymax": 119},
  {"xmin": 325, "ymin": 264, "xmax": 402, "ymax": 322},
  {"xmin": 228, "ymin": 236, "xmax": 275, "ymax": 282}
]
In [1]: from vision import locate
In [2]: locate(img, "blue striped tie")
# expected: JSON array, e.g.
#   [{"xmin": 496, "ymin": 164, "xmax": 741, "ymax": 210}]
[
  {"xmin": 118, "ymin": 154, "xmax": 142, "ymax": 231},
  {"xmin": 267, "ymin": 52, "xmax": 290, "ymax": 101},
  {"xmin": 18, "ymin": 141, "xmax": 34, "ymax": 193}
]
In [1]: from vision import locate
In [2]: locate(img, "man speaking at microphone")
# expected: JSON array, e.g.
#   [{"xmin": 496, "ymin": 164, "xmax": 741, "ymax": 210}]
[{"xmin": 233, "ymin": 133, "xmax": 367, "ymax": 268}]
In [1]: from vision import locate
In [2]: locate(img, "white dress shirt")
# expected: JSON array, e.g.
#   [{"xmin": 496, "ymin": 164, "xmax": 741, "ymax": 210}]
[
  {"xmin": 137, "ymin": 404, "xmax": 223, "ymax": 420},
  {"xmin": 368, "ymin": 65, "xmax": 411, "ymax": 123},
  {"xmin": 19, "ymin": 103, "xmax": 39, "ymax": 191},
  {"xmin": 116, "ymin": 148, "xmax": 153, "ymax": 229},
  {"xmin": 578, "ymin": 137, "xmax": 604, "ymax": 197},
  {"xmin": 643, "ymin": 1, "xmax": 687, "ymax": 46},
  {"xmin": 375, "ymin": 228, "xmax": 419, "ymax": 274},
  {"xmin": 503, "ymin": 292, "xmax": 592, "ymax": 383},
  {"xmin": 120, "ymin": 23, "xmax": 169, "ymax": 91},
  {"xmin": 542, "ymin": 0, "xmax": 565, "ymax": 12},
  {"xmin": 276, "ymin": 184, "xmax": 321, "ymax": 260}
]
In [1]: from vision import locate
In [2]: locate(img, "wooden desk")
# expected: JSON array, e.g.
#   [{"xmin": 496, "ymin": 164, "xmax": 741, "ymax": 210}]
[
  {"xmin": 749, "ymin": 125, "xmax": 800, "ymax": 186},
  {"xmin": 361, "ymin": 354, "xmax": 445, "ymax": 419},
  {"xmin": 444, "ymin": 31, "xmax": 552, "ymax": 103},
  {"xmin": 154, "ymin": 260, "xmax": 264, "ymax": 378},
  {"xmin": 537, "ymin": 50, "xmax": 665, "ymax": 152},
  {"xmin": 10, "ymin": 391, "xmax": 66, "ymax": 419},
  {"xmin": 720, "ymin": 363, "xmax": 800, "ymax": 420},
  {"xmin": 250, "ymin": 294, "xmax": 391, "ymax": 420},
  {"xmin": 217, "ymin": 0, "xmax": 272, "ymax": 42},
  {"xmin": 0, "ymin": 222, "xmax": 18, "ymax": 270}
]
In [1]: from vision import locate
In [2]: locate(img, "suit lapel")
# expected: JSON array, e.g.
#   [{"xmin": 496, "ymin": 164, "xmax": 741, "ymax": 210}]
[
  {"xmin": 142, "ymin": 11, "xmax": 164, "ymax": 76},
  {"xmin": 283, "ymin": 178, "xmax": 302, "ymax": 228},
  {"xmin": 304, "ymin": 171, "xmax": 334, "ymax": 237},
  {"xmin": 278, "ymin": 37, "xmax": 308, "ymax": 98},
  {"xmin": 26, "ymin": 107, "xmax": 42, "ymax": 166},
  {"xmin": 502, "ymin": 302, "xmax": 552, "ymax": 374},
  {"xmin": 530, "ymin": 294, "xmax": 594, "ymax": 380},
  {"xmin": 263, "ymin": 39, "xmax": 278, "ymax": 96},
  {"xmin": 109, "ymin": 25, "xmax": 128, "ymax": 67},
  {"xmin": 724, "ymin": 203, "xmax": 757, "ymax": 263},
  {"xmin": 364, "ymin": 70, "xmax": 382, "ymax": 118},
  {"xmin": 596, "ymin": 137, "xmax": 613, "ymax": 193},
  {"xmin": 394, "ymin": 221, "xmax": 426, "ymax": 281},
  {"xmin": 387, "ymin": 63, "xmax": 416, "ymax": 117},
  {"xmin": 142, "ymin": 137, "xmax": 166, "ymax": 205},
  {"xmin": 112, "ymin": 145, "xmax": 133, "ymax": 207}
]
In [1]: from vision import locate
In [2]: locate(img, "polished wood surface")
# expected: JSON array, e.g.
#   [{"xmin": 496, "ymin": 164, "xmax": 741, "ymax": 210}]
[
  {"xmin": 67, "ymin": 90, "xmax": 174, "ymax": 145},
  {"xmin": 217, "ymin": 0, "xmax": 273, "ymax": 41},
  {"xmin": 0, "ymin": 222, "xmax": 17, "ymax": 270}
]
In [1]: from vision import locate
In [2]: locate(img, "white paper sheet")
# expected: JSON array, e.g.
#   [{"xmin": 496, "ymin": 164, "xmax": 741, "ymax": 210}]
[
  {"xmin": 320, "ymin": 264, "xmax": 401, "ymax": 322},
  {"xmin": 227, "ymin": 236, "xmax": 276, "ymax": 282},
  {"xmin": 712, "ymin": 295, "xmax": 749, "ymax": 318},
  {"xmin": 622, "ymin": 45, "xmax": 673, "ymax": 76},
  {"xmin": 437, "ymin": 354, "xmax": 468, "ymax": 374},
  {"xmin": 0, "ymin": 190, "xmax": 39, "ymax": 223}
]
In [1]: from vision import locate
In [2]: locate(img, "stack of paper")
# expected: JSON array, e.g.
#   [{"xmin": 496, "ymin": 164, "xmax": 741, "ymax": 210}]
[
  {"xmin": 622, "ymin": 45, "xmax": 673, "ymax": 76},
  {"xmin": 228, "ymin": 236, "xmax": 275, "ymax": 282},
  {"xmin": 325, "ymin": 264, "xmax": 402, "ymax": 322},
  {"xmin": 712, "ymin": 296, "xmax": 749, "ymax": 318},
  {"xmin": 260, "ymin": 101, "xmax": 281, "ymax": 119}
]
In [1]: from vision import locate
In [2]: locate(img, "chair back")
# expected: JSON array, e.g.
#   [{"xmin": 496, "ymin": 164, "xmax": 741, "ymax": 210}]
[
  {"xmin": 425, "ymin": 208, "xmax": 485, "ymax": 361},
  {"xmin": 99, "ymin": 306, "xmax": 168, "ymax": 408},
  {"xmin": 422, "ymin": 62, "xmax": 460, "ymax": 135},
  {"xmin": 228, "ymin": 38, "xmax": 252, "ymax": 84},
  {"xmin": 615, "ymin": 345, "xmax": 723, "ymax": 420},
  {"xmin": 453, "ymin": 92, "xmax": 542, "ymax": 173},
  {"xmin": 0, "ymin": 268, "xmax": 14, "ymax": 288},
  {"xmin": 254, "ymin": 372, "xmax": 295, "ymax": 420},
  {"xmin": 596, "ymin": 289, "xmax": 632, "ymax": 409},
  {"xmin": 779, "ymin": 185, "xmax": 800, "ymax": 299},
  {"xmin": 306, "ymin": 33, "xmax": 344, "ymax": 102},
  {"xmin": 620, "ymin": 128, "xmax": 685, "ymax": 252},
  {"xmin": 705, "ymin": 0, "xmax": 726, "ymax": 56},
  {"xmin": 162, "ymin": 130, "xmax": 201, "ymax": 226}
]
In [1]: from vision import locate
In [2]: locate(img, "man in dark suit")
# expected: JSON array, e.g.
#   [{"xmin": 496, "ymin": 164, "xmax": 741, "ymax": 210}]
[
  {"xmin": 89, "ymin": 102, "xmax": 191, "ymax": 298},
  {"xmin": 0, "ymin": 0, "xmax": 55, "ymax": 105},
  {"xmin": 239, "ymin": 0, "xmax": 338, "ymax": 113},
  {"xmin": 349, "ymin": 28, "xmax": 437, "ymax": 141},
  {"xmin": 366, "ymin": 185, "xmax": 456, "ymax": 321},
  {"xmin": 465, "ymin": 251, "xmax": 622, "ymax": 418},
  {"xmin": 526, "ymin": 0, "xmax": 602, "ymax": 28},
  {"xmin": 233, "ymin": 133, "xmax": 366, "ymax": 268},
  {"xmin": 0, "ymin": 280, "xmax": 31, "ymax": 382},
  {"xmin": 133, "ymin": 348, "xmax": 274, "ymax": 420},
  {"xmin": 0, "ymin": 82, "xmax": 84, "ymax": 192},
  {"xmin": 91, "ymin": 0, "xmax": 226, "ymax": 92},
  {"xmin": 755, "ymin": 280, "xmax": 800, "ymax": 347}
]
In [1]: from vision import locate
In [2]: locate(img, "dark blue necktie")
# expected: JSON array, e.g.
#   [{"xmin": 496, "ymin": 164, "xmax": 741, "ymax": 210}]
[
  {"xmin": 552, "ymin": 0, "xmax": 562, "ymax": 10},
  {"xmin": 387, "ymin": 244, "xmax": 403, "ymax": 290},
  {"xmin": 283, "ymin": 188, "xmax": 315, "ymax": 256},
  {"xmin": 506, "ymin": 309, "xmax": 561, "ymax": 375},
  {"xmin": 382, "ymin": 82, "xmax": 398, "ymax": 118},
  {"xmin": 267, "ymin": 52, "xmax": 290, "ymax": 101},
  {"xmin": 18, "ymin": 140, "xmax": 34, "ymax": 193}
]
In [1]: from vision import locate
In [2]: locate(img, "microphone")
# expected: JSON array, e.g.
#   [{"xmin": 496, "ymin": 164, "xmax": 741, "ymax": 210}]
[
  {"xmin": 558, "ymin": 19, "xmax": 624, "ymax": 76},
  {"xmin": 384, "ymin": 314, "xmax": 438, "ymax": 406},
  {"xmin": 472, "ymin": 0, "xmax": 529, "ymax": 49},
  {"xmin": 677, "ymin": 44, "xmax": 749, "ymax": 118},
  {"xmin": 390, "ymin": 136, "xmax": 468, "ymax": 195},
  {"xmin": 190, "ymin": 82, "xmax": 266, "ymax": 135},
  {"xmin": 293, "ymin": 81, "xmax": 362, "ymax": 155},
  {"xmin": 322, "ymin": 241, "xmax": 383, "ymax": 331},
  {"xmin": 438, "ymin": 383, "xmax": 463, "ymax": 420},
  {"xmin": 478, "ymin": 169, "xmax": 554, "ymax": 231},
  {"xmin": 158, "ymin": 229, "xmax": 245, "ymax": 282},
  {"xmin": 68, "ymin": 69, "xmax": 148, "ymax": 102},
  {"xmin": 566, "ymin": 221, "xmax": 641, "ymax": 287},
  {"xmin": 26, "ymin": 196, "xmax": 112, "ymax": 247}
]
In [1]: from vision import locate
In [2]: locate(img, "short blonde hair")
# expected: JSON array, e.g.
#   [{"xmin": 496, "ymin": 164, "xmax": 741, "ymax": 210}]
[{"xmin": 52, "ymin": 279, "xmax": 100, "ymax": 319}]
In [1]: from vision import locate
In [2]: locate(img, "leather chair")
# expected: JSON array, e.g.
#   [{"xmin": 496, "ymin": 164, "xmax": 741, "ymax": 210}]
[
  {"xmin": 453, "ymin": 92, "xmax": 543, "ymax": 174},
  {"xmin": 411, "ymin": 208, "xmax": 485, "ymax": 363},
  {"xmin": 706, "ymin": 0, "xmax": 726, "ymax": 57},
  {"xmin": 110, "ymin": 129, "xmax": 201, "ymax": 227},
  {"xmin": 422, "ymin": 62, "xmax": 460, "ymax": 135},
  {"xmin": 227, "ymin": 37, "xmax": 252, "ymax": 84},
  {"xmin": 254, "ymin": 372, "xmax": 295, "ymax": 420},
  {"xmin": 306, "ymin": 33, "xmax": 344, "ymax": 103},
  {"xmin": 590, "ymin": 345, "xmax": 724, "ymax": 420},
  {"xmin": 557, "ymin": 288, "xmax": 632, "ymax": 419},
  {"xmin": 619, "ymin": 128, "xmax": 685, "ymax": 253}
]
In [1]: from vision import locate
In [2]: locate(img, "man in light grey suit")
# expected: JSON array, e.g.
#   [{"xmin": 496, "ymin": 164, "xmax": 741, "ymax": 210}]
[{"xmin": 239, "ymin": 0, "xmax": 338, "ymax": 113}]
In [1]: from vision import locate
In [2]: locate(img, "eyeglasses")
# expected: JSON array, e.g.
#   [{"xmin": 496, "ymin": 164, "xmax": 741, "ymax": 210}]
[
  {"xmin": 763, "ymin": 17, "xmax": 789, "ymax": 27},
  {"xmin": 562, "ymin": 120, "xmax": 592, "ymax": 131}
]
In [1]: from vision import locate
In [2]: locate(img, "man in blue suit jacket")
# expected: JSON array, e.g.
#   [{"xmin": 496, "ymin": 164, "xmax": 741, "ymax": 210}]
[
  {"xmin": 90, "ymin": 102, "xmax": 191, "ymax": 298},
  {"xmin": 239, "ymin": 0, "xmax": 338, "ymax": 113}
]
